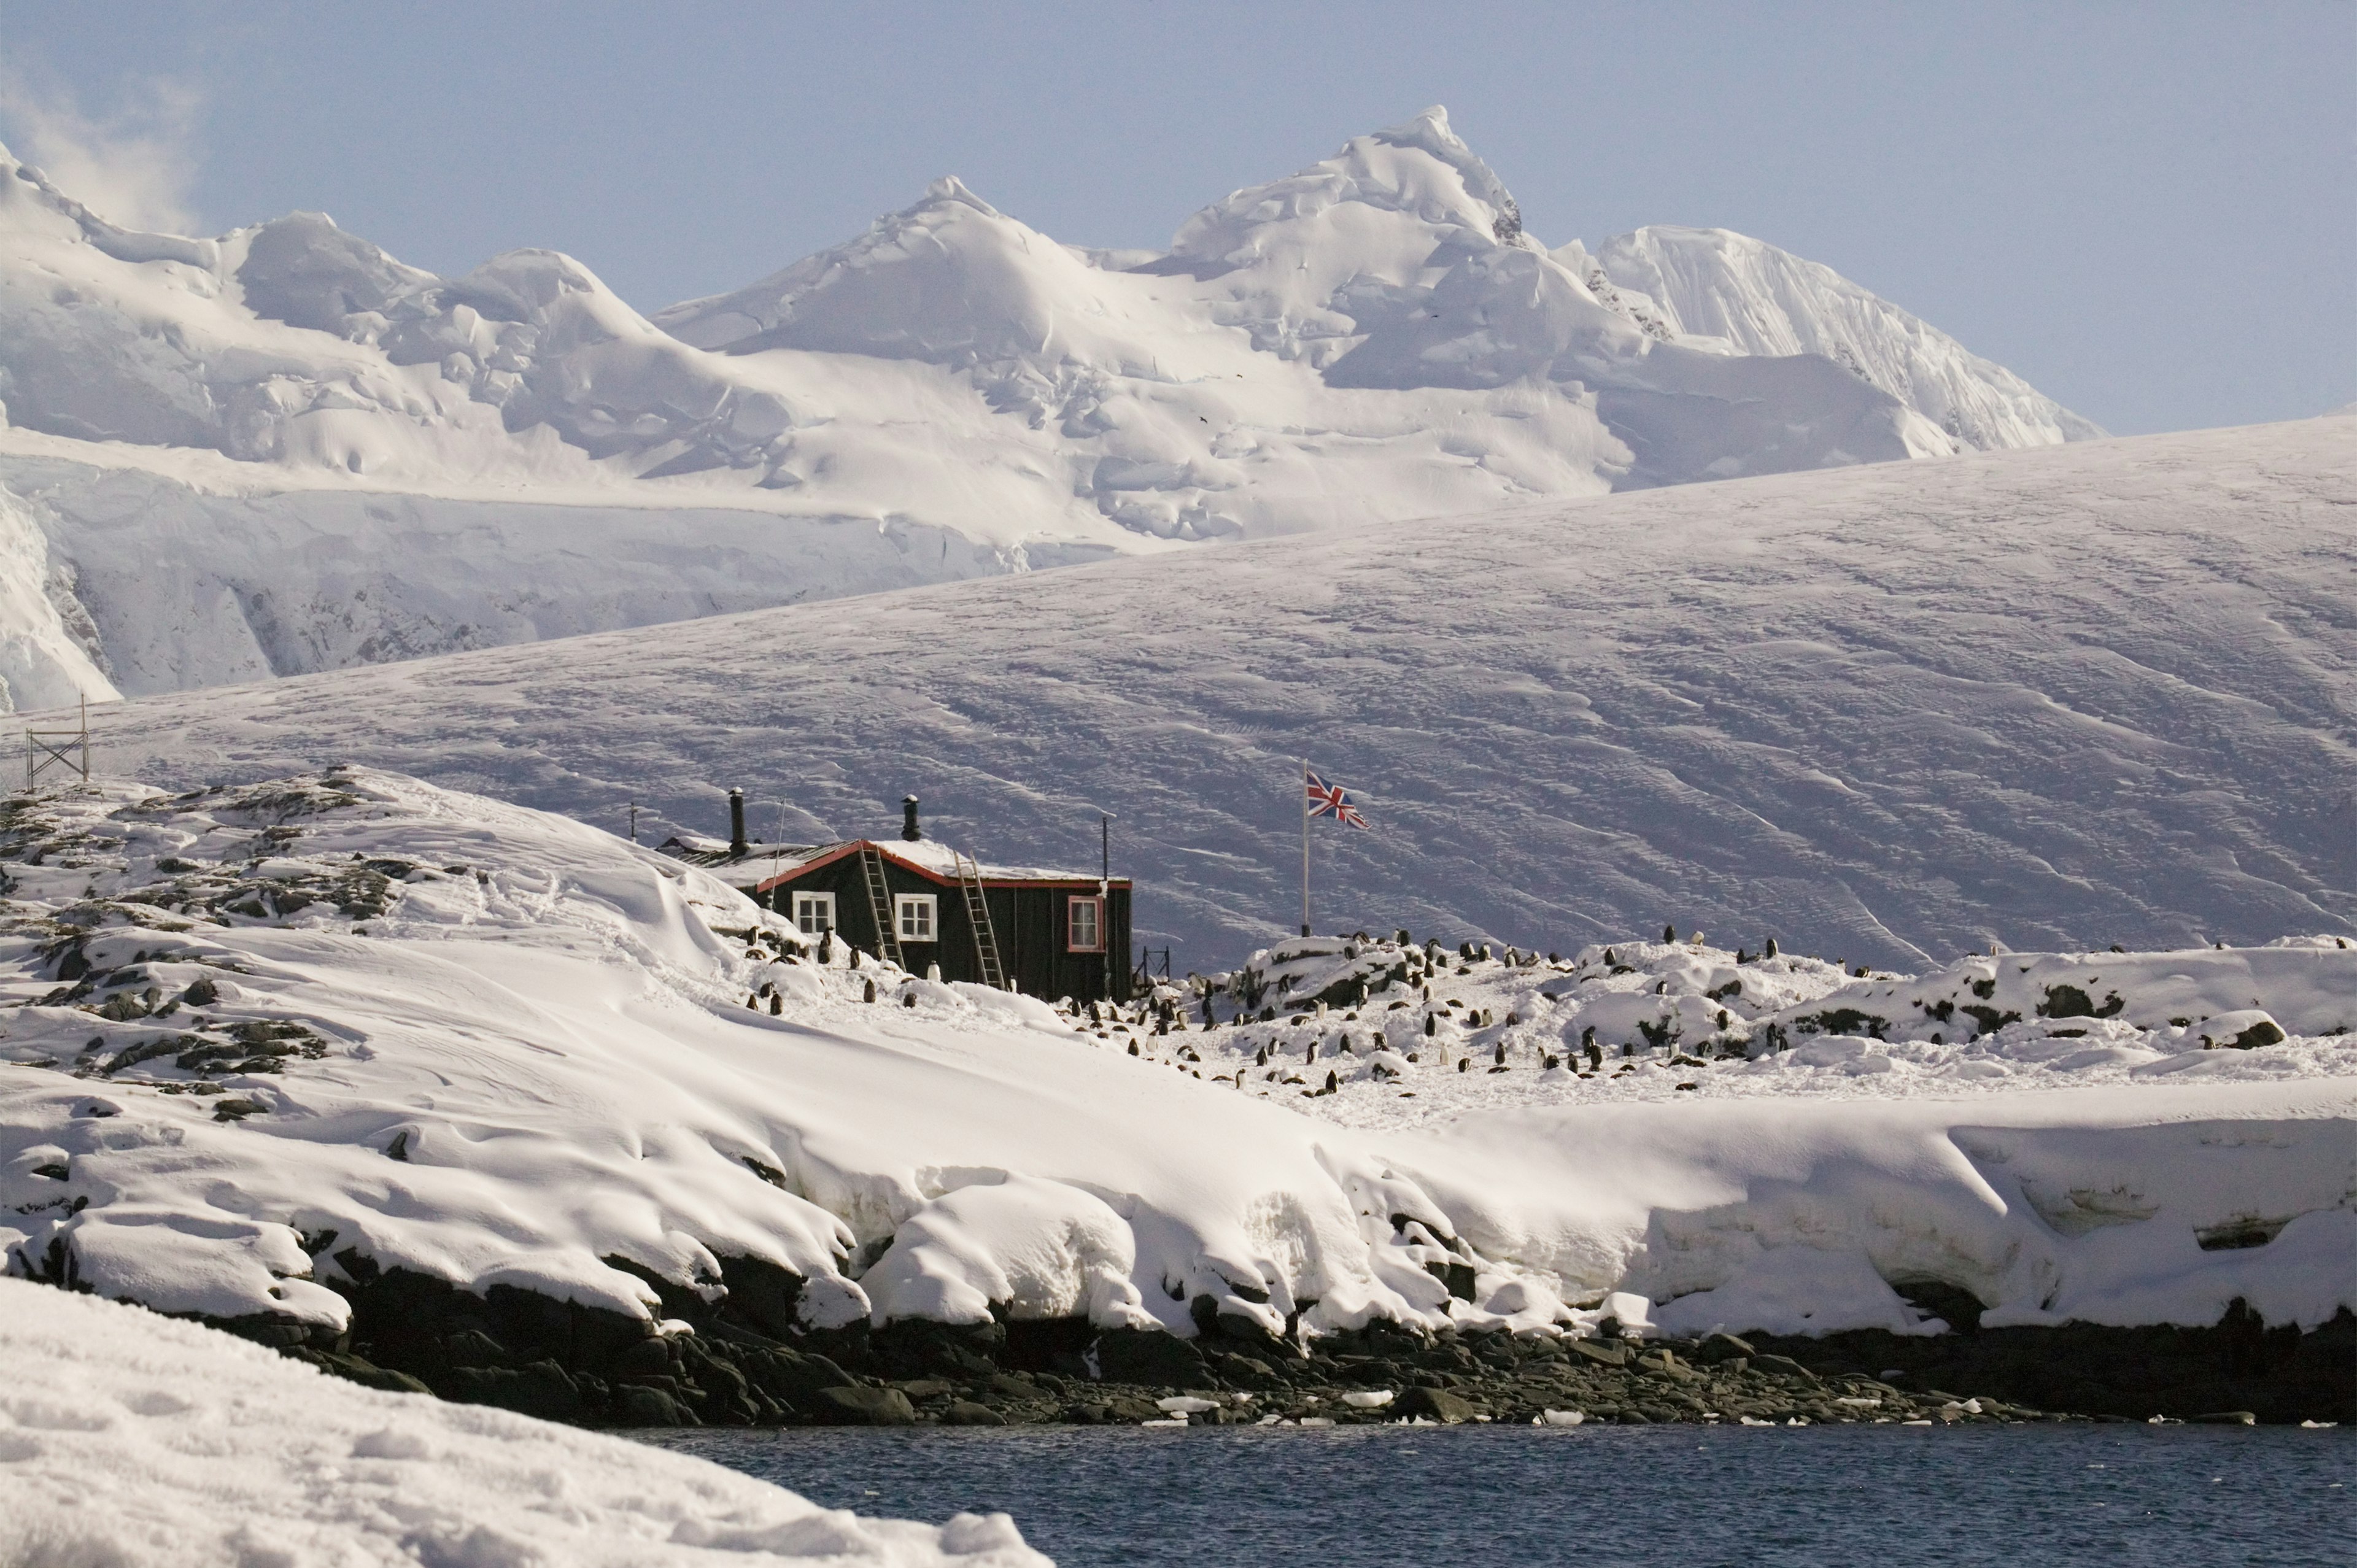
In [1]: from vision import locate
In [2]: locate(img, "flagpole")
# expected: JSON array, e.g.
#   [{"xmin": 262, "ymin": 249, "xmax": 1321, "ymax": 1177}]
[{"xmin": 1301, "ymin": 758, "xmax": 1311, "ymax": 938}]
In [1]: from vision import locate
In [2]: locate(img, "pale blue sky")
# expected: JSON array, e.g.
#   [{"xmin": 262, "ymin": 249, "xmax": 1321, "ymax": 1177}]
[{"xmin": 2, "ymin": 1, "xmax": 2348, "ymax": 434}]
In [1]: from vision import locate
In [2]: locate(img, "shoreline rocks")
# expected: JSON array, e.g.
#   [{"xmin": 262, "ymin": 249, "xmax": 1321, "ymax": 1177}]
[{"xmin": 118, "ymin": 1260, "xmax": 2355, "ymax": 1432}]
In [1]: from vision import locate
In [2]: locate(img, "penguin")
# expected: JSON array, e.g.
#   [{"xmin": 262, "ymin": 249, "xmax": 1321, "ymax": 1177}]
[
  {"xmin": 1424, "ymin": 1013, "xmax": 1436, "ymax": 1037},
  {"xmin": 1765, "ymin": 937, "xmax": 1779, "ymax": 959},
  {"xmin": 1663, "ymin": 924, "xmax": 1676, "ymax": 943},
  {"xmin": 1494, "ymin": 1041, "xmax": 1506, "ymax": 1065},
  {"xmin": 1323, "ymin": 1069, "xmax": 1337, "ymax": 1094},
  {"xmin": 1128, "ymin": 1041, "xmax": 1140, "ymax": 1056},
  {"xmin": 745, "ymin": 994, "xmax": 759, "ymax": 1010},
  {"xmin": 768, "ymin": 994, "xmax": 781, "ymax": 1016},
  {"xmin": 819, "ymin": 933, "xmax": 834, "ymax": 964},
  {"xmin": 863, "ymin": 978, "xmax": 877, "ymax": 1004}
]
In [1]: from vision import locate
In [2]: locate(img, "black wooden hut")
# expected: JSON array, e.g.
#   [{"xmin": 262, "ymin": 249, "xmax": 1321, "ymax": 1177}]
[{"xmin": 664, "ymin": 792, "xmax": 1131, "ymax": 1003}]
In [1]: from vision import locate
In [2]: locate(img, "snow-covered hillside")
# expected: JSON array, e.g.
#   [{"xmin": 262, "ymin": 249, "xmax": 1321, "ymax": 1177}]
[
  {"xmin": 0, "ymin": 107, "xmax": 2095, "ymax": 700},
  {"xmin": 0, "ymin": 771, "xmax": 2347, "ymax": 1360},
  {"xmin": 61, "ymin": 417, "xmax": 2356, "ymax": 970},
  {"xmin": 0, "ymin": 1280, "xmax": 1047, "ymax": 1567}
]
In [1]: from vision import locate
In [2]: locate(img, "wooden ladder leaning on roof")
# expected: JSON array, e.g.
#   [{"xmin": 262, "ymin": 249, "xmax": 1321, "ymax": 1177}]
[
  {"xmin": 857, "ymin": 844, "xmax": 904, "ymax": 970},
  {"xmin": 954, "ymin": 850, "xmax": 1008, "ymax": 991}
]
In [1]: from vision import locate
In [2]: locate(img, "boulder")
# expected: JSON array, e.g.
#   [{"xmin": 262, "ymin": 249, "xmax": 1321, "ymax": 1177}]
[
  {"xmin": 1091, "ymin": 1329, "xmax": 1205, "ymax": 1386},
  {"xmin": 1395, "ymin": 1386, "xmax": 1477, "ymax": 1424},
  {"xmin": 1692, "ymin": 1332, "xmax": 1756, "ymax": 1365},
  {"xmin": 815, "ymin": 1385, "xmax": 917, "ymax": 1426},
  {"xmin": 611, "ymin": 1383, "xmax": 695, "ymax": 1427},
  {"xmin": 2195, "ymin": 1011, "xmax": 2287, "ymax": 1051},
  {"xmin": 440, "ymin": 1361, "xmax": 584, "ymax": 1424},
  {"xmin": 1750, "ymin": 1354, "xmax": 1819, "ymax": 1381},
  {"xmin": 942, "ymin": 1400, "xmax": 1005, "ymax": 1426}
]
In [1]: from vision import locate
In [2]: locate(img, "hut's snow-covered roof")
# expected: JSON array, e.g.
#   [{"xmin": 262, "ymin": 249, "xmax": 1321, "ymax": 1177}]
[{"xmin": 661, "ymin": 833, "xmax": 1119, "ymax": 889}]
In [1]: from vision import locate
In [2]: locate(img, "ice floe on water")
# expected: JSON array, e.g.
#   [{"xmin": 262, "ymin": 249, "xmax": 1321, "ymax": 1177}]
[
  {"xmin": 0, "ymin": 769, "xmax": 2350, "ymax": 1356},
  {"xmin": 0, "ymin": 1278, "xmax": 1047, "ymax": 1566}
]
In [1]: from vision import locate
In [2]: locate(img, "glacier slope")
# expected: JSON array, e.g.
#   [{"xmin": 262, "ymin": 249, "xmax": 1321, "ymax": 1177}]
[
  {"xmin": 56, "ymin": 416, "xmax": 2357, "ymax": 971},
  {"xmin": 0, "ymin": 109, "xmax": 2097, "ymax": 700}
]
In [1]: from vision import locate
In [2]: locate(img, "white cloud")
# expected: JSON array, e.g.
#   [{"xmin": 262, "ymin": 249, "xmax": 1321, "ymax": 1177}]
[{"xmin": 0, "ymin": 68, "xmax": 203, "ymax": 234}]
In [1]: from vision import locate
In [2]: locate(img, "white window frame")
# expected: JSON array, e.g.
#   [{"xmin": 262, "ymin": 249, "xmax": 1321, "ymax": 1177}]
[
  {"xmin": 791, "ymin": 891, "xmax": 835, "ymax": 937},
  {"xmin": 1067, "ymin": 895, "xmax": 1104, "ymax": 953},
  {"xmin": 896, "ymin": 893, "xmax": 938, "ymax": 943}
]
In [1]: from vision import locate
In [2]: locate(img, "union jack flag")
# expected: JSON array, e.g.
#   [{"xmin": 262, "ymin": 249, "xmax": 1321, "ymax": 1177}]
[{"xmin": 1305, "ymin": 769, "xmax": 1369, "ymax": 829}]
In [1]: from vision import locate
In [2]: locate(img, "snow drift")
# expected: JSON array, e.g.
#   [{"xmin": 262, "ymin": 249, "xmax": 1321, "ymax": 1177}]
[
  {"xmin": 1, "ymin": 771, "xmax": 2347, "ymax": 1357},
  {"xmin": 0, "ymin": 1279, "xmax": 1048, "ymax": 1566},
  {"xmin": 0, "ymin": 107, "xmax": 2095, "ymax": 700}
]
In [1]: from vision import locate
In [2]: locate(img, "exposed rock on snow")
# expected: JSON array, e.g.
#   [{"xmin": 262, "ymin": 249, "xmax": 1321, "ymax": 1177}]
[
  {"xmin": 0, "ymin": 770, "xmax": 2348, "ymax": 1364},
  {"xmin": 0, "ymin": 107, "xmax": 2094, "ymax": 697},
  {"xmin": 0, "ymin": 1279, "xmax": 1048, "ymax": 1566}
]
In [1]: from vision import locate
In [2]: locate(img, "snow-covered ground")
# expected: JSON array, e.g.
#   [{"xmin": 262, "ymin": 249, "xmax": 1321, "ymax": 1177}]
[
  {"xmin": 0, "ymin": 1278, "xmax": 1048, "ymax": 1566},
  {"xmin": 2, "ymin": 771, "xmax": 2347, "ymax": 1358},
  {"xmin": 1191, "ymin": 930, "xmax": 2357, "ymax": 1128},
  {"xmin": 0, "ymin": 107, "xmax": 2095, "ymax": 701},
  {"xmin": 57, "ymin": 414, "xmax": 2357, "ymax": 971}
]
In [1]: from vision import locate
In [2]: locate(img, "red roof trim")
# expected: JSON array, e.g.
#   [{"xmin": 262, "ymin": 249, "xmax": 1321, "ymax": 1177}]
[{"xmin": 749, "ymin": 840, "xmax": 1129, "ymax": 897}]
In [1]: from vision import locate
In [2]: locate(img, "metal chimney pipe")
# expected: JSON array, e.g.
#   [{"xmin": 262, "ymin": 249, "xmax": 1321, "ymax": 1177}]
[
  {"xmin": 728, "ymin": 788, "xmax": 748, "ymax": 857},
  {"xmin": 902, "ymin": 795, "xmax": 922, "ymax": 842}
]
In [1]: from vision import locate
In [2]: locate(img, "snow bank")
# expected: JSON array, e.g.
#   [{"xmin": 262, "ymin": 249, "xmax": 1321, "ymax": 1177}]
[
  {"xmin": 0, "ymin": 771, "xmax": 1475, "ymax": 1339},
  {"xmin": 0, "ymin": 1278, "xmax": 1048, "ymax": 1567},
  {"xmin": 2, "ymin": 770, "xmax": 2348, "ymax": 1350}
]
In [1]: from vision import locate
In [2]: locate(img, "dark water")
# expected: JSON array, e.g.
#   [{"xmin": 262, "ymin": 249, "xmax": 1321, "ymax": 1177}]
[{"xmin": 643, "ymin": 1423, "xmax": 2350, "ymax": 1566}]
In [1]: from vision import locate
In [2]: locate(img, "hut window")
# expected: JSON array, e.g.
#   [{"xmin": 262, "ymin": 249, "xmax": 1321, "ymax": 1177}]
[
  {"xmin": 1067, "ymin": 896, "xmax": 1104, "ymax": 952},
  {"xmin": 896, "ymin": 894, "xmax": 937, "ymax": 943},
  {"xmin": 792, "ymin": 892, "xmax": 835, "ymax": 936}
]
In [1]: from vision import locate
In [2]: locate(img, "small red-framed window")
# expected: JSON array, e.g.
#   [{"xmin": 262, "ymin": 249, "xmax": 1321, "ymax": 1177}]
[{"xmin": 1067, "ymin": 895, "xmax": 1104, "ymax": 952}]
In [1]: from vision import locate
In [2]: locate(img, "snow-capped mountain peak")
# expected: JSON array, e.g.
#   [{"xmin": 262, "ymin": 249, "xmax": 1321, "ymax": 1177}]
[
  {"xmin": 1169, "ymin": 105, "xmax": 1534, "ymax": 274},
  {"xmin": 656, "ymin": 171, "xmax": 1143, "ymax": 376},
  {"xmin": 0, "ymin": 115, "xmax": 2103, "ymax": 705},
  {"xmin": 1558, "ymin": 224, "xmax": 2102, "ymax": 449}
]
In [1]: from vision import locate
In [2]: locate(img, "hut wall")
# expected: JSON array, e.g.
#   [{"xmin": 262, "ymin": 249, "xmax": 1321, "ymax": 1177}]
[{"xmin": 759, "ymin": 852, "xmax": 1128, "ymax": 1002}]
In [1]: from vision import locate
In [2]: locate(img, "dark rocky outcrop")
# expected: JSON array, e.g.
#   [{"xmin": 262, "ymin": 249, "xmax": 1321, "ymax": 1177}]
[{"xmin": 164, "ymin": 1254, "xmax": 2351, "ymax": 1432}]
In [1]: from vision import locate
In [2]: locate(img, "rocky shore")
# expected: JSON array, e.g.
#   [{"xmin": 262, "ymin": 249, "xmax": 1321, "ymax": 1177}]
[{"xmin": 193, "ymin": 1258, "xmax": 2352, "ymax": 1432}]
